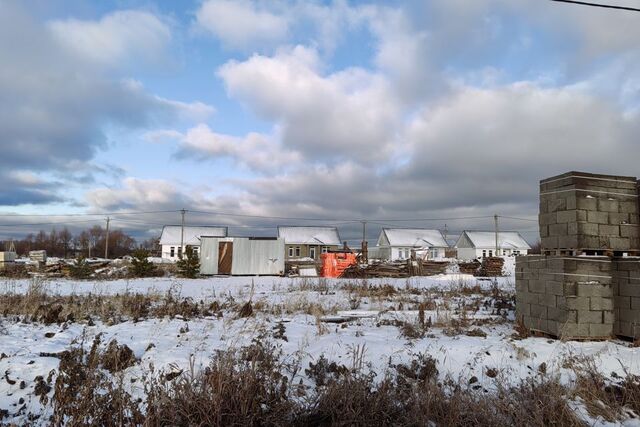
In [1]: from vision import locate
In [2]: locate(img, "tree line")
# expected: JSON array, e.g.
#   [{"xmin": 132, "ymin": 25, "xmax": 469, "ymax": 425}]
[{"xmin": 1, "ymin": 226, "xmax": 159, "ymax": 258}]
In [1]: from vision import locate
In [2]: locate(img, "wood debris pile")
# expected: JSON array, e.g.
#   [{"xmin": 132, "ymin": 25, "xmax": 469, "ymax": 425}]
[
  {"xmin": 476, "ymin": 257, "xmax": 505, "ymax": 277},
  {"xmin": 458, "ymin": 260, "xmax": 481, "ymax": 275}
]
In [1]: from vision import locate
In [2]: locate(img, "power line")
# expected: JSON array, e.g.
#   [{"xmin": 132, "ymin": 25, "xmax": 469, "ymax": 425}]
[
  {"xmin": 550, "ymin": 0, "xmax": 640, "ymax": 12},
  {"xmin": 497, "ymin": 215, "xmax": 538, "ymax": 222},
  {"xmin": 0, "ymin": 210, "xmax": 180, "ymax": 217}
]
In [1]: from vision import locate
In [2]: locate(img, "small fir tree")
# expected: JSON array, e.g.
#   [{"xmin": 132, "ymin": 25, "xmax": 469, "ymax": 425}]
[
  {"xmin": 176, "ymin": 246, "xmax": 200, "ymax": 278},
  {"xmin": 130, "ymin": 249, "xmax": 157, "ymax": 278},
  {"xmin": 68, "ymin": 255, "xmax": 93, "ymax": 279}
]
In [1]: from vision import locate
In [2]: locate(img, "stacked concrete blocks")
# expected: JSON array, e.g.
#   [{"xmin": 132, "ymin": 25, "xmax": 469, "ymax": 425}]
[
  {"xmin": 516, "ymin": 255, "xmax": 614, "ymax": 339},
  {"xmin": 539, "ymin": 171, "xmax": 639, "ymax": 254},
  {"xmin": 612, "ymin": 257, "xmax": 640, "ymax": 339}
]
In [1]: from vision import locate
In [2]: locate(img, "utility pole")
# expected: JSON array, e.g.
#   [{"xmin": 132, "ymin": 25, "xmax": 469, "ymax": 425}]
[
  {"xmin": 180, "ymin": 209, "xmax": 186, "ymax": 259},
  {"xmin": 361, "ymin": 220, "xmax": 368, "ymax": 264},
  {"xmin": 494, "ymin": 214, "xmax": 499, "ymax": 257},
  {"xmin": 104, "ymin": 217, "xmax": 110, "ymax": 259}
]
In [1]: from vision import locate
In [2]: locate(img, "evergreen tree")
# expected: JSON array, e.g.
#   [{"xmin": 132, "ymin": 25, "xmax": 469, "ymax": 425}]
[
  {"xmin": 68, "ymin": 255, "xmax": 93, "ymax": 279},
  {"xmin": 176, "ymin": 246, "xmax": 200, "ymax": 278},
  {"xmin": 130, "ymin": 249, "xmax": 157, "ymax": 277}
]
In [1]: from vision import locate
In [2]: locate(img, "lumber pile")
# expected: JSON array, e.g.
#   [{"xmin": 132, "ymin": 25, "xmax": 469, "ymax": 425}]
[
  {"xmin": 458, "ymin": 260, "xmax": 481, "ymax": 275},
  {"xmin": 340, "ymin": 262, "xmax": 410, "ymax": 278},
  {"xmin": 476, "ymin": 257, "xmax": 505, "ymax": 277},
  {"xmin": 421, "ymin": 261, "xmax": 449, "ymax": 276}
]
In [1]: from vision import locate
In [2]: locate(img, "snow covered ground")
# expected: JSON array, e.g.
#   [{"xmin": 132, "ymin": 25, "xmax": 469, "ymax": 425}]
[{"xmin": 1, "ymin": 273, "xmax": 640, "ymax": 425}]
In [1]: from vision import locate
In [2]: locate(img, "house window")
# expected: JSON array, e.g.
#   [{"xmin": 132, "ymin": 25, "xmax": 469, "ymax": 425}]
[
  {"xmin": 295, "ymin": 247, "xmax": 301, "ymax": 257},
  {"xmin": 514, "ymin": 250, "xmax": 520, "ymax": 256},
  {"xmin": 288, "ymin": 247, "xmax": 294, "ymax": 257},
  {"xmin": 488, "ymin": 250, "xmax": 493, "ymax": 257},
  {"xmin": 321, "ymin": 246, "xmax": 329, "ymax": 254},
  {"xmin": 170, "ymin": 247, "xmax": 175, "ymax": 257},
  {"xmin": 178, "ymin": 247, "xmax": 182, "ymax": 258},
  {"xmin": 429, "ymin": 248, "xmax": 438, "ymax": 259},
  {"xmin": 482, "ymin": 250, "xmax": 486, "ymax": 258},
  {"xmin": 310, "ymin": 247, "xmax": 316, "ymax": 259}
]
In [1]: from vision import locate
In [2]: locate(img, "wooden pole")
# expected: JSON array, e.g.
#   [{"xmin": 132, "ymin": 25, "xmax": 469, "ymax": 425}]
[{"xmin": 104, "ymin": 217, "xmax": 110, "ymax": 259}]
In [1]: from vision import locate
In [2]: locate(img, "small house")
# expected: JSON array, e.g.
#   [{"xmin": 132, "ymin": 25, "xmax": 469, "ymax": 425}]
[
  {"xmin": 277, "ymin": 226, "xmax": 342, "ymax": 261},
  {"xmin": 375, "ymin": 228, "xmax": 449, "ymax": 261},
  {"xmin": 199, "ymin": 237, "xmax": 284, "ymax": 276},
  {"xmin": 455, "ymin": 231, "xmax": 531, "ymax": 260},
  {"xmin": 159, "ymin": 225, "xmax": 228, "ymax": 260}
]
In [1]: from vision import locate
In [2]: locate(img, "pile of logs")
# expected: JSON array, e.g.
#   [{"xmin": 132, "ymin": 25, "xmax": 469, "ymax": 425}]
[
  {"xmin": 421, "ymin": 261, "xmax": 449, "ymax": 275},
  {"xmin": 340, "ymin": 260, "xmax": 450, "ymax": 278},
  {"xmin": 458, "ymin": 260, "xmax": 481, "ymax": 275},
  {"xmin": 476, "ymin": 257, "xmax": 505, "ymax": 277}
]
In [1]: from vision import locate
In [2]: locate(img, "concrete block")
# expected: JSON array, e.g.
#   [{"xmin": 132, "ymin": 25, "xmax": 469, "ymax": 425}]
[
  {"xmin": 548, "ymin": 197, "xmax": 566, "ymax": 212},
  {"xmin": 545, "ymin": 281, "xmax": 564, "ymax": 296},
  {"xmin": 615, "ymin": 321, "xmax": 633, "ymax": 338},
  {"xmin": 560, "ymin": 322, "xmax": 590, "ymax": 338},
  {"xmin": 557, "ymin": 210, "xmax": 577, "ymax": 223},
  {"xmin": 598, "ymin": 199, "xmax": 619, "ymax": 213},
  {"xmin": 631, "ymin": 297, "xmax": 640, "ymax": 310},
  {"xmin": 621, "ymin": 225, "xmax": 639, "ymax": 237},
  {"xmin": 549, "ymin": 223, "xmax": 568, "ymax": 236},
  {"xmin": 539, "ymin": 212, "xmax": 557, "ymax": 226},
  {"xmin": 615, "ymin": 296, "xmax": 631, "ymax": 310},
  {"xmin": 576, "ymin": 222, "xmax": 599, "ymax": 236},
  {"xmin": 578, "ymin": 310, "xmax": 603, "ymax": 324},
  {"xmin": 541, "ymin": 236, "xmax": 558, "ymax": 249},
  {"xmin": 528, "ymin": 280, "xmax": 546, "ymax": 294},
  {"xmin": 540, "ymin": 225, "xmax": 549, "ymax": 238},
  {"xmin": 588, "ymin": 211, "xmax": 609, "ymax": 224},
  {"xmin": 576, "ymin": 197, "xmax": 598, "ymax": 211},
  {"xmin": 577, "ymin": 210, "xmax": 587, "ymax": 222},
  {"xmin": 610, "ymin": 212, "xmax": 630, "ymax": 225},
  {"xmin": 566, "ymin": 296, "xmax": 590, "ymax": 311},
  {"xmin": 577, "ymin": 283, "xmax": 612, "ymax": 298},
  {"xmin": 589, "ymin": 323, "xmax": 613, "ymax": 337},
  {"xmin": 547, "ymin": 306, "xmax": 567, "ymax": 322},
  {"xmin": 620, "ymin": 201, "xmax": 638, "ymax": 214},
  {"xmin": 566, "ymin": 195, "xmax": 577, "ymax": 210},
  {"xmin": 589, "ymin": 298, "xmax": 613, "ymax": 311},
  {"xmin": 599, "ymin": 224, "xmax": 620, "ymax": 236},
  {"xmin": 603, "ymin": 310, "xmax": 615, "ymax": 324},
  {"xmin": 530, "ymin": 304, "xmax": 547, "ymax": 319},
  {"xmin": 558, "ymin": 235, "xmax": 578, "ymax": 248},
  {"xmin": 609, "ymin": 238, "xmax": 631, "ymax": 250},
  {"xmin": 564, "ymin": 282, "xmax": 577, "ymax": 296},
  {"xmin": 538, "ymin": 293, "xmax": 557, "ymax": 307},
  {"xmin": 516, "ymin": 302, "xmax": 531, "ymax": 317},
  {"xmin": 529, "ymin": 317, "xmax": 548, "ymax": 332}
]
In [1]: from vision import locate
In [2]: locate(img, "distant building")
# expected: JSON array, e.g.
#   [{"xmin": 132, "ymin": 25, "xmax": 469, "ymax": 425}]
[
  {"xmin": 375, "ymin": 228, "xmax": 449, "ymax": 261},
  {"xmin": 455, "ymin": 231, "xmax": 531, "ymax": 260},
  {"xmin": 159, "ymin": 225, "xmax": 228, "ymax": 260},
  {"xmin": 277, "ymin": 226, "xmax": 341, "ymax": 261}
]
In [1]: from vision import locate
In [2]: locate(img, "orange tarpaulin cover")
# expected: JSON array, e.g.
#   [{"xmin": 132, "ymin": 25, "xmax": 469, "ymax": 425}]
[{"xmin": 320, "ymin": 252, "xmax": 357, "ymax": 278}]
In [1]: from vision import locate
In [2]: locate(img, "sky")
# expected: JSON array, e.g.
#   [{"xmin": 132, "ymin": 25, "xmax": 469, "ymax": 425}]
[{"xmin": 2, "ymin": 0, "xmax": 640, "ymax": 244}]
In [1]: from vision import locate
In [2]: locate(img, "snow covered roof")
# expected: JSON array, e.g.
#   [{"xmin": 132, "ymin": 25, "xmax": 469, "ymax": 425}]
[
  {"xmin": 458, "ymin": 231, "xmax": 531, "ymax": 249},
  {"xmin": 379, "ymin": 228, "xmax": 448, "ymax": 248},
  {"xmin": 277, "ymin": 226, "xmax": 341, "ymax": 245},
  {"xmin": 159, "ymin": 225, "xmax": 227, "ymax": 246}
]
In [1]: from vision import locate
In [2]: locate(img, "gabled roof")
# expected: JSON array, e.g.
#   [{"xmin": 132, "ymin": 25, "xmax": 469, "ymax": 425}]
[
  {"xmin": 456, "ymin": 231, "xmax": 531, "ymax": 250},
  {"xmin": 277, "ymin": 226, "xmax": 341, "ymax": 245},
  {"xmin": 379, "ymin": 228, "xmax": 448, "ymax": 248},
  {"xmin": 159, "ymin": 225, "xmax": 228, "ymax": 246}
]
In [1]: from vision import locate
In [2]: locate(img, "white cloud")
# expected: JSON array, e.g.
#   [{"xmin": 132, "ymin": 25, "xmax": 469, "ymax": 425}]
[
  {"xmin": 195, "ymin": 0, "xmax": 289, "ymax": 50},
  {"xmin": 86, "ymin": 177, "xmax": 193, "ymax": 211},
  {"xmin": 217, "ymin": 45, "xmax": 401, "ymax": 163},
  {"xmin": 176, "ymin": 124, "xmax": 301, "ymax": 173},
  {"xmin": 49, "ymin": 10, "xmax": 172, "ymax": 67}
]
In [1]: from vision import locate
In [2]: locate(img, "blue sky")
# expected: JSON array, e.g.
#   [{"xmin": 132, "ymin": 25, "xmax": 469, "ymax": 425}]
[{"xmin": 2, "ymin": 0, "xmax": 640, "ymax": 242}]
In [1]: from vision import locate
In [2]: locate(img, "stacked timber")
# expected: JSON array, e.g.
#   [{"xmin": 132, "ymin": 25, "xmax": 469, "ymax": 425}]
[
  {"xmin": 458, "ymin": 260, "xmax": 481, "ymax": 275},
  {"xmin": 340, "ymin": 262, "xmax": 409, "ymax": 278},
  {"xmin": 476, "ymin": 257, "xmax": 505, "ymax": 277},
  {"xmin": 421, "ymin": 261, "xmax": 449, "ymax": 276}
]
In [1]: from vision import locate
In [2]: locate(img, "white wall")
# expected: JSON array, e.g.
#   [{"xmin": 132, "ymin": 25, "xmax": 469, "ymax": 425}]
[
  {"xmin": 457, "ymin": 247, "xmax": 528, "ymax": 260},
  {"xmin": 161, "ymin": 244, "xmax": 200, "ymax": 260}
]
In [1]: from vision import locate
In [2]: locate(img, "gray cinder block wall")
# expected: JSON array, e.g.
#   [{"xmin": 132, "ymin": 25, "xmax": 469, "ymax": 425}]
[
  {"xmin": 539, "ymin": 172, "xmax": 639, "ymax": 254},
  {"xmin": 516, "ymin": 256, "xmax": 614, "ymax": 339},
  {"xmin": 516, "ymin": 171, "xmax": 640, "ymax": 340}
]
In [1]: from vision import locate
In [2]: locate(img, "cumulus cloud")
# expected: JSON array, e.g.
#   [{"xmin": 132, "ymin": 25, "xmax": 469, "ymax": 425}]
[
  {"xmin": 0, "ymin": 3, "xmax": 211, "ymax": 206},
  {"xmin": 218, "ymin": 45, "xmax": 401, "ymax": 163},
  {"xmin": 195, "ymin": 0, "xmax": 289, "ymax": 50},
  {"xmin": 175, "ymin": 124, "xmax": 301, "ymax": 173},
  {"xmin": 86, "ymin": 177, "xmax": 196, "ymax": 211},
  {"xmin": 49, "ymin": 10, "xmax": 173, "ymax": 68}
]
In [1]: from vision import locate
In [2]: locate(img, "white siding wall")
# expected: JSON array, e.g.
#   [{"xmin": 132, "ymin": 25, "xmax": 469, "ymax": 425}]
[{"xmin": 161, "ymin": 244, "xmax": 200, "ymax": 260}]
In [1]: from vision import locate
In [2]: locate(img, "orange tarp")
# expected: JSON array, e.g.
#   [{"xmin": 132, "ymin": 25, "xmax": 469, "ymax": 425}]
[{"xmin": 321, "ymin": 252, "xmax": 357, "ymax": 278}]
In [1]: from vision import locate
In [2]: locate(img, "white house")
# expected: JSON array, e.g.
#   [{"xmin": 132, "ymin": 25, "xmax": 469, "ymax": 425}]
[
  {"xmin": 159, "ymin": 225, "xmax": 228, "ymax": 260},
  {"xmin": 277, "ymin": 226, "xmax": 342, "ymax": 261},
  {"xmin": 455, "ymin": 231, "xmax": 531, "ymax": 260},
  {"xmin": 375, "ymin": 228, "xmax": 449, "ymax": 261}
]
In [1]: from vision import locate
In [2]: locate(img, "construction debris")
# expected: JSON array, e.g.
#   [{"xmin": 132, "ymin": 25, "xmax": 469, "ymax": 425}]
[{"xmin": 476, "ymin": 257, "xmax": 505, "ymax": 277}]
